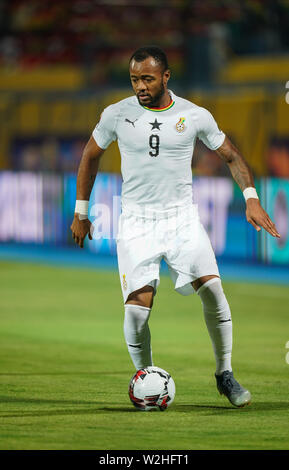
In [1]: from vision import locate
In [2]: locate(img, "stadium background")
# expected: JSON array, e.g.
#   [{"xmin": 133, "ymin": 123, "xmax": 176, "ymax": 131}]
[
  {"xmin": 1, "ymin": 0, "xmax": 289, "ymax": 270},
  {"xmin": 1, "ymin": 0, "xmax": 289, "ymax": 451}
]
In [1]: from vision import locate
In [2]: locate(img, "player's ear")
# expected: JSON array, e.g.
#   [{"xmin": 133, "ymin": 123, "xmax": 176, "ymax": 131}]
[{"xmin": 163, "ymin": 69, "xmax": 170, "ymax": 85}]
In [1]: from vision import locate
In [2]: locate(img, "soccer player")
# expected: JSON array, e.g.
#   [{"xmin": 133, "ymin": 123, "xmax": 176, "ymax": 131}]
[{"xmin": 71, "ymin": 46, "xmax": 280, "ymax": 408}]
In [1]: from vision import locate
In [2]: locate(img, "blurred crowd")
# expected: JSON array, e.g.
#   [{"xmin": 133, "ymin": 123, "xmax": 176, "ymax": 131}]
[
  {"xmin": 13, "ymin": 135, "xmax": 289, "ymax": 179},
  {"xmin": 1, "ymin": 0, "xmax": 289, "ymax": 177},
  {"xmin": 0, "ymin": 0, "xmax": 288, "ymax": 85}
]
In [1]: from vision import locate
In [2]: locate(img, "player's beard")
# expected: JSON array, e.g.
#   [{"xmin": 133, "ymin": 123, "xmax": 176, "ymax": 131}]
[{"xmin": 137, "ymin": 82, "xmax": 165, "ymax": 107}]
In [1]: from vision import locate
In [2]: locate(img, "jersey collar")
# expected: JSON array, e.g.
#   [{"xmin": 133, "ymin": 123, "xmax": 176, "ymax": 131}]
[{"xmin": 141, "ymin": 90, "xmax": 175, "ymax": 112}]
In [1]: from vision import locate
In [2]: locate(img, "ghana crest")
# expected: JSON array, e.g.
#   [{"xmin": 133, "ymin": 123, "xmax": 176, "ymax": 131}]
[{"xmin": 176, "ymin": 117, "xmax": 186, "ymax": 133}]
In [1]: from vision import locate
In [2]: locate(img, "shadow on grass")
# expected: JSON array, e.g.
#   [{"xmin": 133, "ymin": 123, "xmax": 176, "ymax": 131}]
[
  {"xmin": 0, "ymin": 408, "xmax": 135, "ymax": 418},
  {"xmin": 175, "ymin": 404, "xmax": 234, "ymax": 411},
  {"xmin": 174, "ymin": 402, "xmax": 289, "ymax": 412},
  {"xmin": 0, "ymin": 372, "xmax": 128, "ymax": 376},
  {"xmin": 0, "ymin": 396, "xmax": 134, "ymax": 418},
  {"xmin": 0, "ymin": 396, "xmax": 99, "ymax": 405},
  {"xmin": 1, "ymin": 396, "xmax": 289, "ymax": 419}
]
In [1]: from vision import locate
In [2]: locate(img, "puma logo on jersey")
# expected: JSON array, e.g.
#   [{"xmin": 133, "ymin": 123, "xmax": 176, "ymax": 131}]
[
  {"xmin": 125, "ymin": 118, "xmax": 138, "ymax": 127},
  {"xmin": 176, "ymin": 117, "xmax": 186, "ymax": 133}
]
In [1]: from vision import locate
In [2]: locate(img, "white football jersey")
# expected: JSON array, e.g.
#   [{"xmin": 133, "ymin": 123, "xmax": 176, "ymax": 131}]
[{"xmin": 92, "ymin": 90, "xmax": 225, "ymax": 215}]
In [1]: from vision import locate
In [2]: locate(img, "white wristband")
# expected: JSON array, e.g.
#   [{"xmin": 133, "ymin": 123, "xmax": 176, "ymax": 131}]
[
  {"xmin": 243, "ymin": 187, "xmax": 259, "ymax": 201},
  {"xmin": 75, "ymin": 200, "xmax": 89, "ymax": 217}
]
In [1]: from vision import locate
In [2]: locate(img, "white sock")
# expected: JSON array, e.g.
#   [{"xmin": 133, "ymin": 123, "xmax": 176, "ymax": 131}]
[
  {"xmin": 123, "ymin": 304, "xmax": 153, "ymax": 370},
  {"xmin": 197, "ymin": 278, "xmax": 232, "ymax": 375}
]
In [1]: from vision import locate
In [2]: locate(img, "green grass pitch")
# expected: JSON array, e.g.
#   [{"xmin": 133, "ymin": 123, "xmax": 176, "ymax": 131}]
[{"xmin": 1, "ymin": 260, "xmax": 289, "ymax": 450}]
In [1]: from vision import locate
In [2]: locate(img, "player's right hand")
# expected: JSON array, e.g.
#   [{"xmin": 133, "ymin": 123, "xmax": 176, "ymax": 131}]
[
  {"xmin": 245, "ymin": 199, "xmax": 280, "ymax": 238},
  {"xmin": 70, "ymin": 214, "xmax": 93, "ymax": 248}
]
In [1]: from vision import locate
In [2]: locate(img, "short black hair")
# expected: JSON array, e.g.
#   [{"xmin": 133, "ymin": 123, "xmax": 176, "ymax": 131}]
[{"xmin": 129, "ymin": 45, "xmax": 169, "ymax": 72}]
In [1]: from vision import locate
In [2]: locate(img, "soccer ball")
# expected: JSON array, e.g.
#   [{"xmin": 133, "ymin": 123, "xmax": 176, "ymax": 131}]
[{"xmin": 128, "ymin": 366, "xmax": 175, "ymax": 411}]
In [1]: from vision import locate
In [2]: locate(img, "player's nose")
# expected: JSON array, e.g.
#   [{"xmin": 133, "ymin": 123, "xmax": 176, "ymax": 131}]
[{"xmin": 136, "ymin": 80, "xmax": 147, "ymax": 92}]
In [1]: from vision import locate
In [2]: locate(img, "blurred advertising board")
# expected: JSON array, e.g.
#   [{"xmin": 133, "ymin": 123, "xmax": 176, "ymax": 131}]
[
  {"xmin": 0, "ymin": 171, "xmax": 288, "ymax": 265},
  {"xmin": 0, "ymin": 172, "xmax": 63, "ymax": 244},
  {"xmin": 260, "ymin": 178, "xmax": 289, "ymax": 264},
  {"xmin": 0, "ymin": 172, "xmax": 44, "ymax": 243}
]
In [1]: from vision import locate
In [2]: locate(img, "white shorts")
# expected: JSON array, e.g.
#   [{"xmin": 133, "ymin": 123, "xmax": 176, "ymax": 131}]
[{"xmin": 116, "ymin": 205, "xmax": 220, "ymax": 303}]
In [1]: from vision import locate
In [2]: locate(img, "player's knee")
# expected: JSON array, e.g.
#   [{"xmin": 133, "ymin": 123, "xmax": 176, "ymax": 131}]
[
  {"xmin": 196, "ymin": 277, "xmax": 230, "ymax": 317},
  {"xmin": 192, "ymin": 274, "xmax": 219, "ymax": 292},
  {"xmin": 125, "ymin": 285, "xmax": 154, "ymax": 309}
]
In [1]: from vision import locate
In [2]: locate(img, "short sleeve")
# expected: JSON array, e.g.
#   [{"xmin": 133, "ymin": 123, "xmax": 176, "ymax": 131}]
[
  {"xmin": 197, "ymin": 107, "xmax": 225, "ymax": 150},
  {"xmin": 92, "ymin": 104, "xmax": 117, "ymax": 150}
]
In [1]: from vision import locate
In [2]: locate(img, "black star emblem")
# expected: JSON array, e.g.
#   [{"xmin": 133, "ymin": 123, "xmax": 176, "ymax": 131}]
[{"xmin": 149, "ymin": 118, "xmax": 162, "ymax": 130}]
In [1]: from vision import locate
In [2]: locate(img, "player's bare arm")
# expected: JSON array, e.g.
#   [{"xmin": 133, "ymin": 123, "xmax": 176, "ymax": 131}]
[
  {"xmin": 71, "ymin": 136, "xmax": 104, "ymax": 248},
  {"xmin": 216, "ymin": 136, "xmax": 280, "ymax": 238}
]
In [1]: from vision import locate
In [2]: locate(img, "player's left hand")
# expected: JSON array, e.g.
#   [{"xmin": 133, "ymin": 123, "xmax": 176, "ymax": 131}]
[
  {"xmin": 70, "ymin": 214, "xmax": 93, "ymax": 248},
  {"xmin": 246, "ymin": 198, "xmax": 280, "ymax": 238}
]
